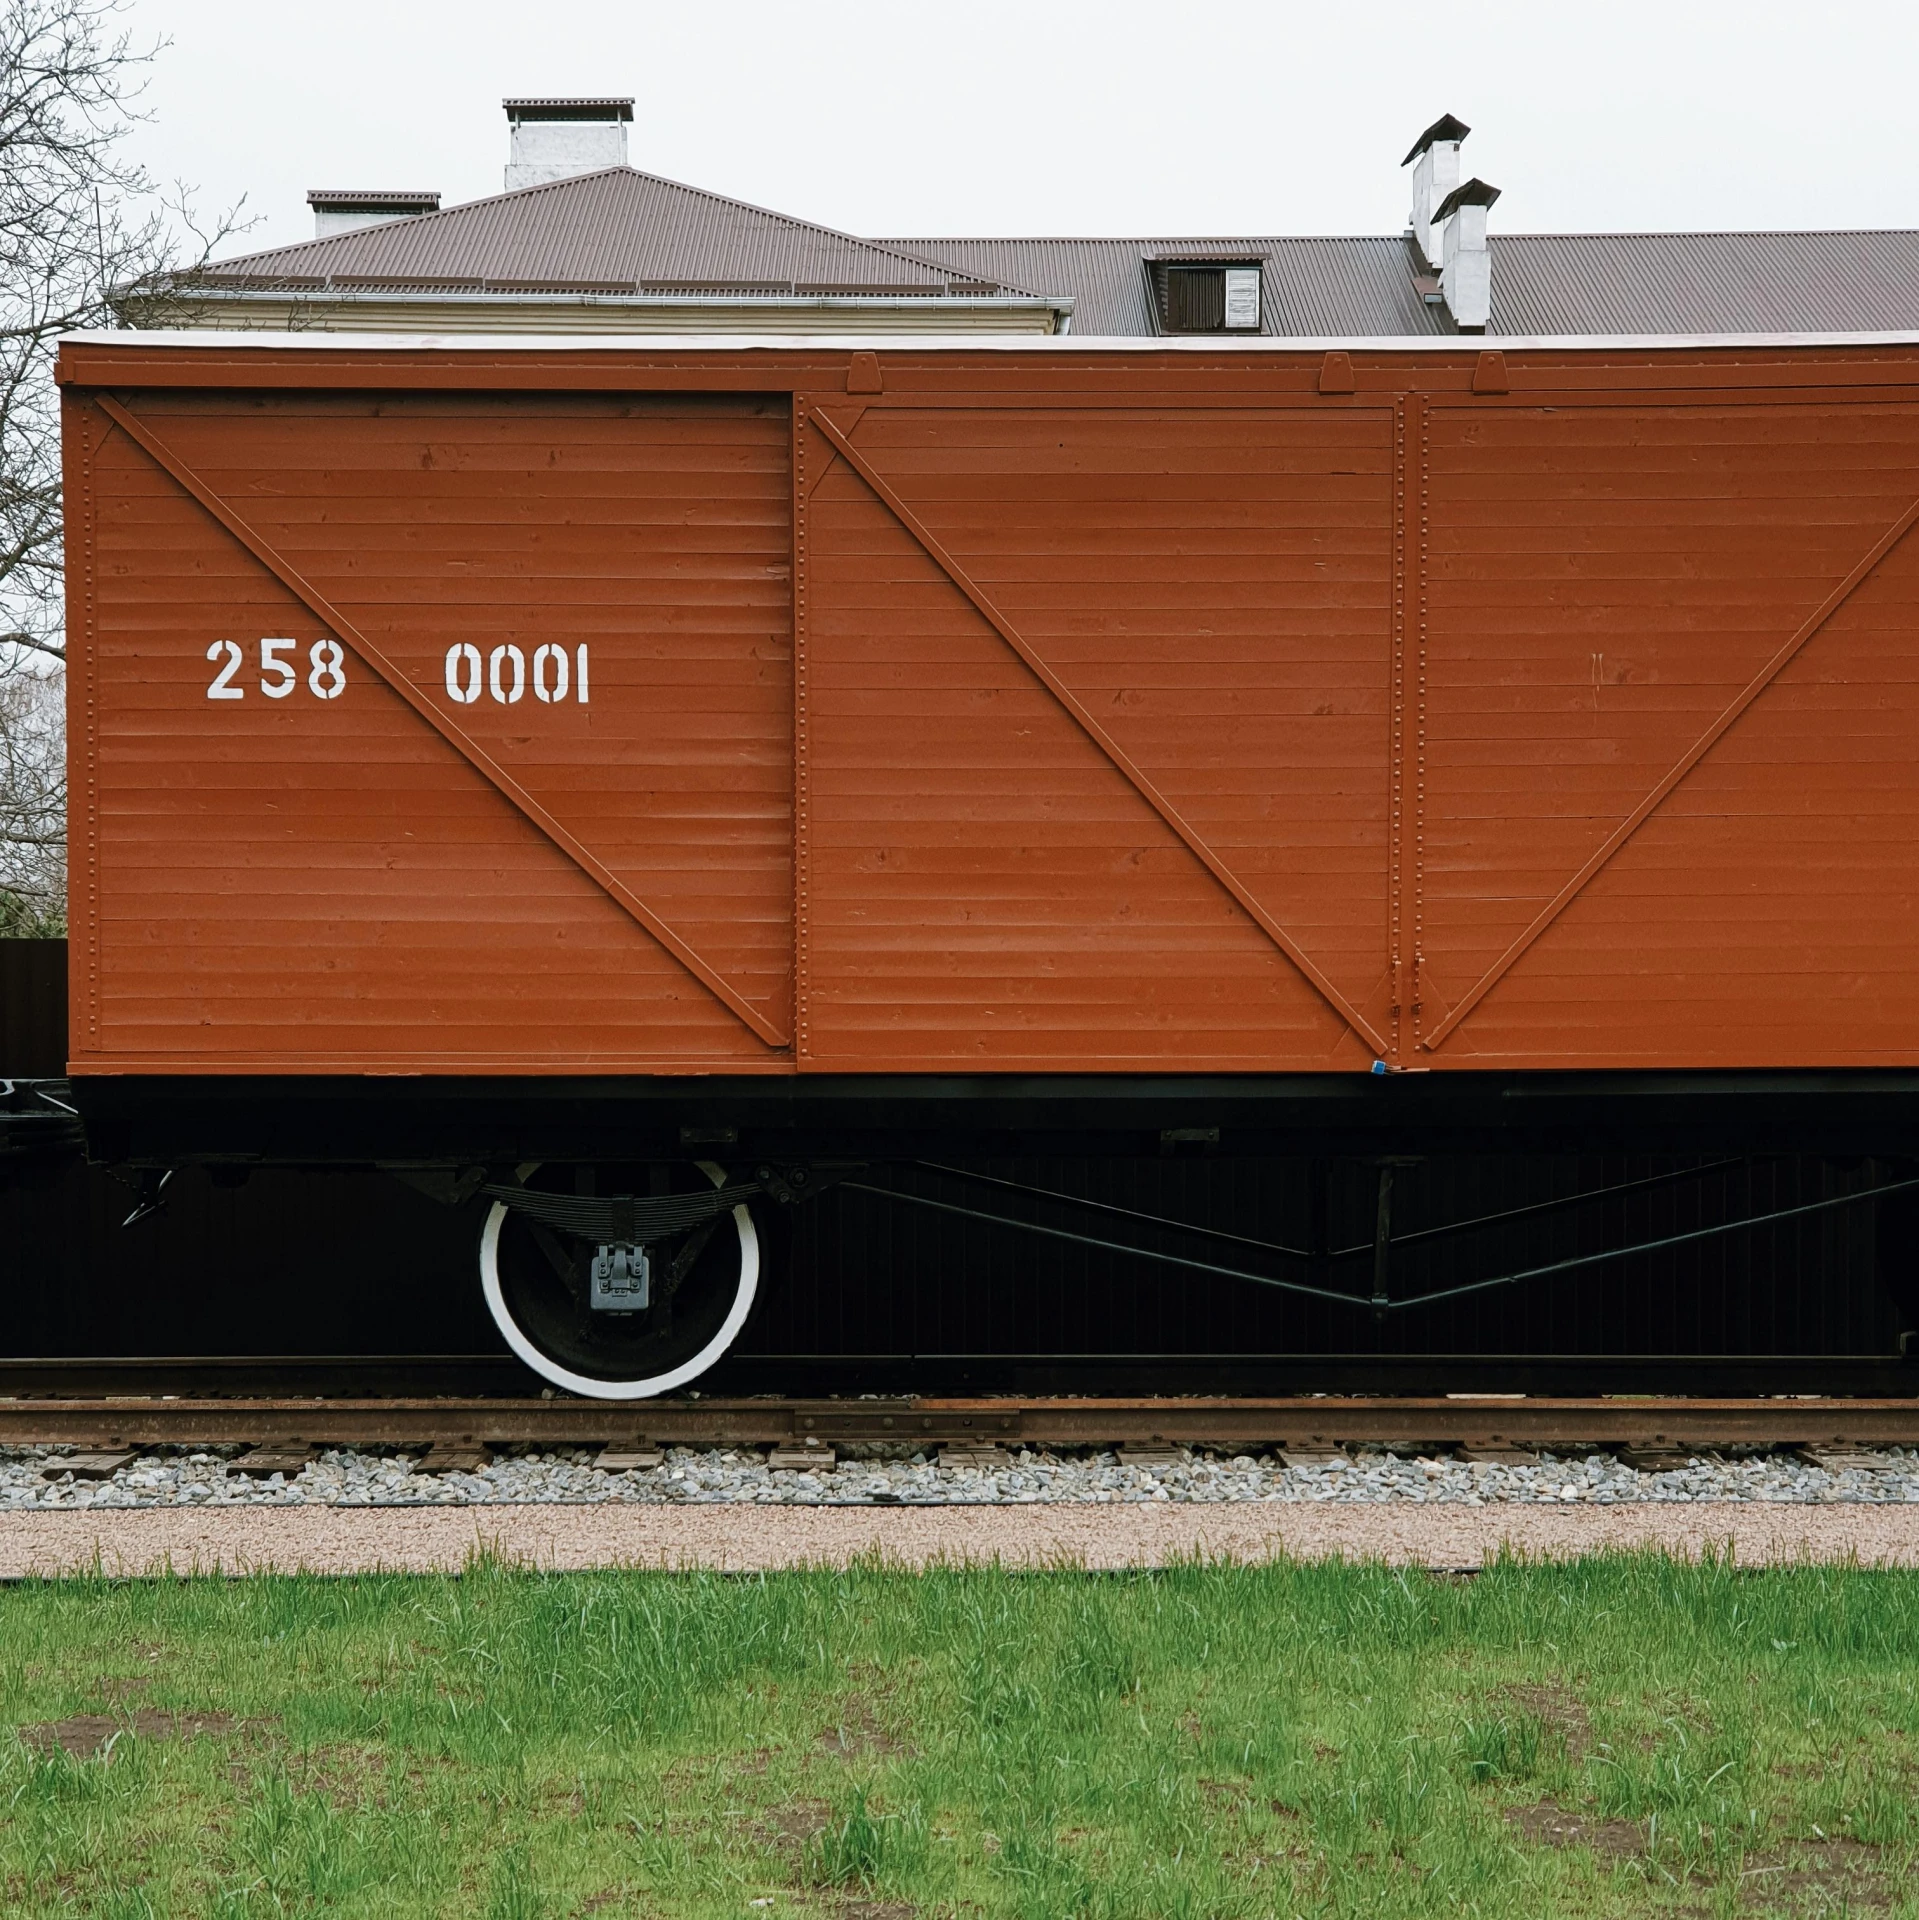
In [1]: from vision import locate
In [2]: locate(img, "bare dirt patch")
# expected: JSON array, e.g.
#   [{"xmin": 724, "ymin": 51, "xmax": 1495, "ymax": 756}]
[
  {"xmin": 760, "ymin": 1796, "xmax": 834, "ymax": 1858},
  {"xmin": 663, "ymin": 1746, "xmax": 778, "ymax": 1793},
  {"xmin": 283, "ymin": 1743, "xmax": 397, "ymax": 1810},
  {"xmin": 1501, "ymin": 1681, "xmax": 1594, "ymax": 1761},
  {"xmin": 16, "ymin": 1711, "xmax": 239, "ymax": 1759},
  {"xmin": 1739, "ymin": 1838, "xmax": 1893, "ymax": 1913},
  {"xmin": 818, "ymin": 1695, "xmax": 912, "ymax": 1759},
  {"xmin": 1505, "ymin": 1801, "xmax": 1642, "ymax": 1857},
  {"xmin": 94, "ymin": 1673, "xmax": 155, "ymax": 1706},
  {"xmin": 575, "ymin": 1889, "xmax": 651, "ymax": 1916}
]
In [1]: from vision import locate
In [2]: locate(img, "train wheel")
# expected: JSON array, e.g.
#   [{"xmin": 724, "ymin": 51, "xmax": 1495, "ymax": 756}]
[{"xmin": 480, "ymin": 1161, "xmax": 760, "ymax": 1399}]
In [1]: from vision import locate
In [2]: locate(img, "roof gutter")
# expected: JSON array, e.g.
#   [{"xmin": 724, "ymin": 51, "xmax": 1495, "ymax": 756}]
[
  {"xmin": 119, "ymin": 286, "xmax": 1077, "ymax": 335},
  {"xmin": 72, "ymin": 324, "xmax": 1919, "ymax": 355}
]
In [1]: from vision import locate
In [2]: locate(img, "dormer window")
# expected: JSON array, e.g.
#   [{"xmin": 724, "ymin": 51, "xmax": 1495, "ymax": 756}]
[{"xmin": 1147, "ymin": 259, "xmax": 1263, "ymax": 334}]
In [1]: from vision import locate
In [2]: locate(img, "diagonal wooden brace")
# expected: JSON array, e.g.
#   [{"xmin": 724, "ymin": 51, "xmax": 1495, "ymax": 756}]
[
  {"xmin": 96, "ymin": 395, "xmax": 789, "ymax": 1049},
  {"xmin": 807, "ymin": 408, "xmax": 1390, "ymax": 1058},
  {"xmin": 1421, "ymin": 483, "xmax": 1919, "ymax": 1050}
]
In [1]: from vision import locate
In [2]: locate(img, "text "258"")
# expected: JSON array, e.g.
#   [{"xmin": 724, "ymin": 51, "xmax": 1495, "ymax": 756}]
[{"xmin": 207, "ymin": 638, "xmax": 346, "ymax": 700}]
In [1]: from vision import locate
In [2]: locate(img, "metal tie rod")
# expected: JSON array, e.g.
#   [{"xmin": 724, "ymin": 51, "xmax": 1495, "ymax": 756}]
[
  {"xmin": 1324, "ymin": 1156, "xmax": 1751, "ymax": 1259},
  {"xmin": 845, "ymin": 1180, "xmax": 1408, "ymax": 1309},
  {"xmin": 844, "ymin": 1174, "xmax": 1919, "ymax": 1314},
  {"xmin": 910, "ymin": 1160, "xmax": 1314, "ymax": 1262},
  {"xmin": 1383, "ymin": 1175, "xmax": 1919, "ymax": 1312}
]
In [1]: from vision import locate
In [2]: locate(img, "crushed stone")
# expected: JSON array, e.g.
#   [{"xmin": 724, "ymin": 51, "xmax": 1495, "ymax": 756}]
[{"xmin": 4, "ymin": 1442, "xmax": 1917, "ymax": 1509}]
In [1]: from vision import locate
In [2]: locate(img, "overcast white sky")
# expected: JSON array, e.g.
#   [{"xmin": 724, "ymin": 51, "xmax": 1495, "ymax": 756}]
[{"xmin": 118, "ymin": 0, "xmax": 1917, "ymax": 258}]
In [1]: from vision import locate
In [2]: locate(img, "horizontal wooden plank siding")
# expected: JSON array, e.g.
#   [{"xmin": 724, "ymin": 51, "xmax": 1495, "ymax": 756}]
[
  {"xmin": 58, "ymin": 338, "xmax": 1919, "ymax": 1076},
  {"xmin": 68, "ymin": 388, "xmax": 793, "ymax": 1071}
]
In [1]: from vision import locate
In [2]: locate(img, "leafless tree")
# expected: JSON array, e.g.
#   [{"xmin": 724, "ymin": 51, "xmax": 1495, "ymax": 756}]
[
  {"xmin": 0, "ymin": 0, "xmax": 244, "ymax": 934},
  {"xmin": 0, "ymin": 665, "xmax": 60, "ymax": 933}
]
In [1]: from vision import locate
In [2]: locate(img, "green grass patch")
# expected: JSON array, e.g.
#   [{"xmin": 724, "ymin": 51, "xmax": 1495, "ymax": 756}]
[{"xmin": 1, "ymin": 1552, "xmax": 1915, "ymax": 1914}]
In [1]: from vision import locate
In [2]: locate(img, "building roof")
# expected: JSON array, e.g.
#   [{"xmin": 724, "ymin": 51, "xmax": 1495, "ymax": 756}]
[
  {"xmin": 194, "ymin": 166, "xmax": 1029, "ymax": 298},
  {"xmin": 886, "ymin": 230, "xmax": 1919, "ymax": 337},
  {"xmin": 177, "ymin": 165, "xmax": 1919, "ymax": 338}
]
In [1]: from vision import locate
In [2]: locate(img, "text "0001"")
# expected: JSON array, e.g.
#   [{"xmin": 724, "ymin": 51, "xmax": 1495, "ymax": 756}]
[{"xmin": 445, "ymin": 643, "xmax": 589, "ymax": 706}]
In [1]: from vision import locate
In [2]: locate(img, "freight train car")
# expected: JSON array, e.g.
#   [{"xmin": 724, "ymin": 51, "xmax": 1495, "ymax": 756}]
[{"xmin": 54, "ymin": 330, "xmax": 1919, "ymax": 1396}]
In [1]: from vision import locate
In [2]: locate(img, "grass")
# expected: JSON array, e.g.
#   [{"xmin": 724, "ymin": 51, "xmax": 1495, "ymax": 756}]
[{"xmin": 1, "ymin": 1553, "xmax": 1916, "ymax": 1916}]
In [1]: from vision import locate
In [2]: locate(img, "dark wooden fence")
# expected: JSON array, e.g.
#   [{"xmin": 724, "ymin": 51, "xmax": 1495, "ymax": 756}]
[{"xmin": 0, "ymin": 938, "xmax": 65, "ymax": 1076}]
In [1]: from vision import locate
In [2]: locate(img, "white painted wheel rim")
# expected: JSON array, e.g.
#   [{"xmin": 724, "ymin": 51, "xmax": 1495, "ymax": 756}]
[{"xmin": 480, "ymin": 1160, "xmax": 759, "ymax": 1400}]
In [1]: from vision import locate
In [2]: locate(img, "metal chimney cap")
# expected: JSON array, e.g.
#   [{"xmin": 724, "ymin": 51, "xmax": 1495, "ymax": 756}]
[
  {"xmin": 306, "ymin": 189, "xmax": 441, "ymax": 212},
  {"xmin": 503, "ymin": 97, "xmax": 634, "ymax": 122},
  {"xmin": 1402, "ymin": 113, "xmax": 1472, "ymax": 166},
  {"xmin": 1432, "ymin": 178, "xmax": 1502, "ymax": 221}
]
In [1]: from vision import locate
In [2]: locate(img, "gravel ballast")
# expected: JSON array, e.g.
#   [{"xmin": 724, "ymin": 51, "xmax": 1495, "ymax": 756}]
[
  {"xmin": 6, "ymin": 1441, "xmax": 1919, "ymax": 1510},
  {"xmin": 2, "ymin": 1442, "xmax": 1919, "ymax": 1575}
]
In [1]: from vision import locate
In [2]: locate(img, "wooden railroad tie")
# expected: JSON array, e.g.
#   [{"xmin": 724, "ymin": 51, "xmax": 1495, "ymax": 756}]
[
  {"xmin": 42, "ymin": 1451, "xmax": 135, "ymax": 1481},
  {"xmin": 766, "ymin": 1443, "xmax": 837, "ymax": 1472},
  {"xmin": 1797, "ymin": 1445, "xmax": 1902, "ymax": 1473},
  {"xmin": 1116, "ymin": 1445, "xmax": 1183, "ymax": 1469},
  {"xmin": 591, "ymin": 1443, "xmax": 665, "ymax": 1472},
  {"xmin": 1615, "ymin": 1445, "xmax": 1704, "ymax": 1474},
  {"xmin": 938, "ymin": 1444, "xmax": 1012, "ymax": 1472},
  {"xmin": 230, "ymin": 1443, "xmax": 315, "ymax": 1478}
]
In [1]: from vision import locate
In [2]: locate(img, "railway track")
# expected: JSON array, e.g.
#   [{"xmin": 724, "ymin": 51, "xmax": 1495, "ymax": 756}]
[{"xmin": 5, "ymin": 1392, "xmax": 1919, "ymax": 1454}]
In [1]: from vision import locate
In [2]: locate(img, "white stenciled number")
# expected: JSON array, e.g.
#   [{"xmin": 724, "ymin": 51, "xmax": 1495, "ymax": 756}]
[
  {"xmin": 207, "ymin": 632, "xmax": 592, "ymax": 709},
  {"xmin": 533, "ymin": 642, "xmax": 569, "ymax": 703},
  {"xmin": 307, "ymin": 637, "xmax": 347, "ymax": 700},
  {"xmin": 489, "ymin": 643, "xmax": 526, "ymax": 705},
  {"xmin": 259, "ymin": 638, "xmax": 297, "ymax": 699},
  {"xmin": 206, "ymin": 639, "xmax": 245, "ymax": 699},
  {"xmin": 444, "ymin": 640, "xmax": 588, "ymax": 705},
  {"xmin": 445, "ymin": 642, "xmax": 482, "ymax": 704},
  {"xmin": 207, "ymin": 636, "xmax": 347, "ymax": 703}
]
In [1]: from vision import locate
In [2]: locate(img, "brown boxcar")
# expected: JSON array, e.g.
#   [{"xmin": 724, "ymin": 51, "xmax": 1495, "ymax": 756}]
[
  {"xmin": 59, "ymin": 332, "xmax": 1919, "ymax": 1077},
  {"xmin": 53, "ymin": 331, "xmax": 1919, "ymax": 1394}
]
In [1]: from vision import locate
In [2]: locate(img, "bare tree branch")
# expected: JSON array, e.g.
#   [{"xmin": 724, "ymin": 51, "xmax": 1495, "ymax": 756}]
[{"xmin": 0, "ymin": 0, "xmax": 251, "ymax": 930}]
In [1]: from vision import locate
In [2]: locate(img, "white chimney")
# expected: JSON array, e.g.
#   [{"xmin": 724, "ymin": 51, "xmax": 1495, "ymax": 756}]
[
  {"xmin": 1434, "ymin": 179, "xmax": 1501, "ymax": 332},
  {"xmin": 307, "ymin": 188, "xmax": 439, "ymax": 239},
  {"xmin": 503, "ymin": 98, "xmax": 633, "ymax": 191},
  {"xmin": 1403, "ymin": 113, "xmax": 1469, "ymax": 272}
]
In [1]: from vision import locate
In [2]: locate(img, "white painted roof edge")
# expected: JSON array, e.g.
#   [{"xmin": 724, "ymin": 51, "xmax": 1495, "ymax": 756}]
[
  {"xmin": 60, "ymin": 326, "xmax": 1919, "ymax": 355},
  {"xmin": 125, "ymin": 291, "xmax": 1075, "ymax": 313}
]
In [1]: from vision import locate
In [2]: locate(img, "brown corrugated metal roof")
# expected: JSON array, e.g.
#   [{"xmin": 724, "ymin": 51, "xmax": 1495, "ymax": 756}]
[
  {"xmin": 891, "ymin": 230, "xmax": 1919, "ymax": 336},
  {"xmin": 187, "ymin": 164, "xmax": 1919, "ymax": 336},
  {"xmin": 880, "ymin": 236, "xmax": 1455, "ymax": 335},
  {"xmin": 197, "ymin": 168, "xmax": 1035, "ymax": 299},
  {"xmin": 1485, "ymin": 230, "xmax": 1919, "ymax": 334}
]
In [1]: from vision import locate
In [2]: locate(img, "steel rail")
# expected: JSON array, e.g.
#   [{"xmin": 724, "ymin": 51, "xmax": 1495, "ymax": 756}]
[{"xmin": 4, "ymin": 1393, "xmax": 1919, "ymax": 1450}]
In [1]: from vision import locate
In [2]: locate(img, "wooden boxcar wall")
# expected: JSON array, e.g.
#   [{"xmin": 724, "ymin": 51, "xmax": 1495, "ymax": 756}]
[{"xmin": 58, "ymin": 337, "xmax": 1919, "ymax": 1080}]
